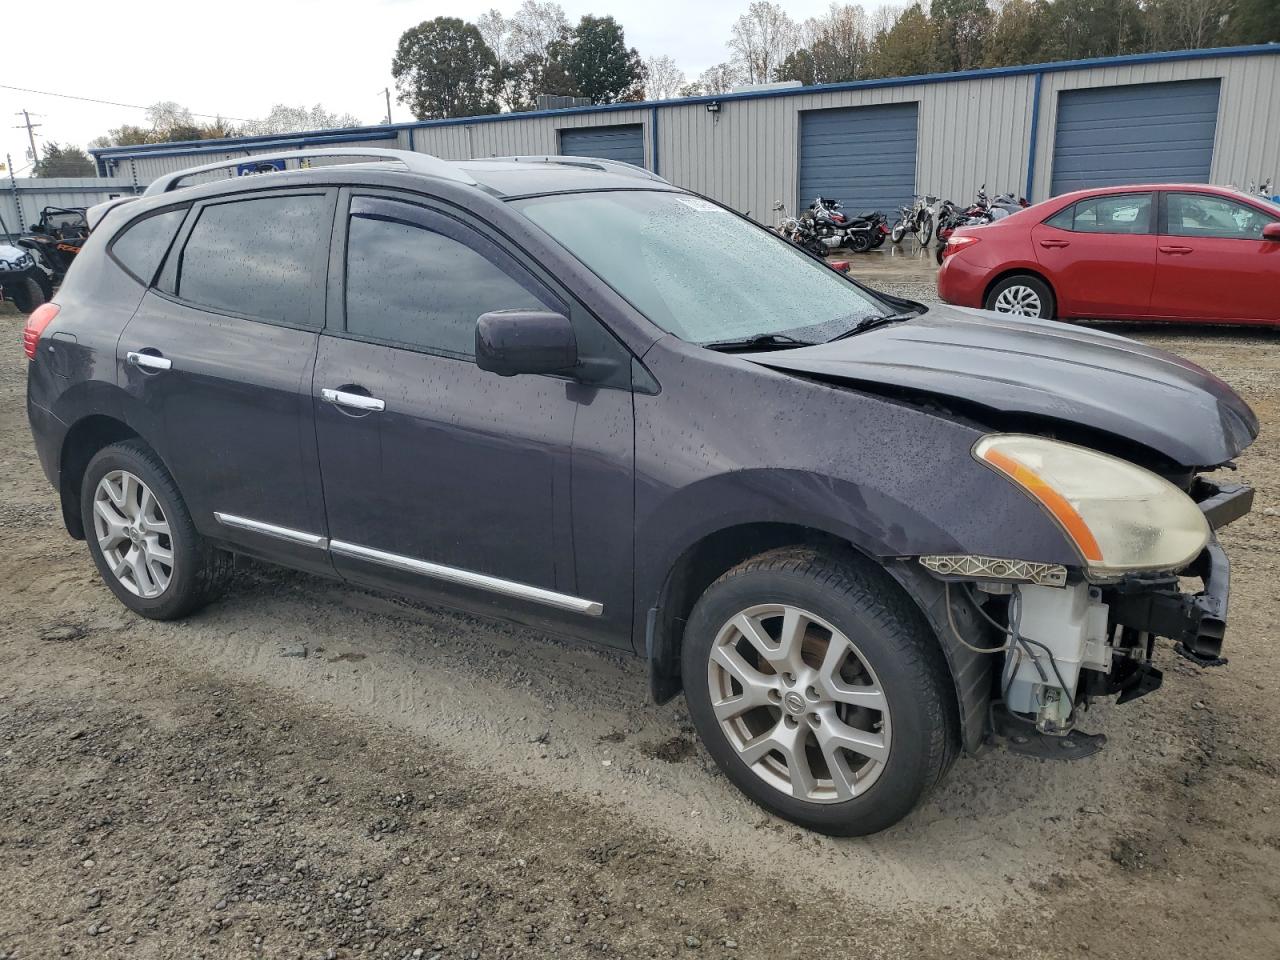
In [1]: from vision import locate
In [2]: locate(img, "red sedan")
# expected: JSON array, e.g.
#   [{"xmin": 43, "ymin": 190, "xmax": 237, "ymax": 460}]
[{"xmin": 937, "ymin": 184, "xmax": 1280, "ymax": 325}]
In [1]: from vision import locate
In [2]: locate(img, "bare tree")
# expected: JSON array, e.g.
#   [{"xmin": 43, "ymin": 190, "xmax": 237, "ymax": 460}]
[
  {"xmin": 477, "ymin": 8, "xmax": 511, "ymax": 63},
  {"xmin": 643, "ymin": 55, "xmax": 687, "ymax": 100},
  {"xmin": 252, "ymin": 104, "xmax": 363, "ymax": 135},
  {"xmin": 728, "ymin": 1, "xmax": 800, "ymax": 83},
  {"xmin": 509, "ymin": 0, "xmax": 571, "ymax": 61},
  {"xmin": 697, "ymin": 61, "xmax": 745, "ymax": 95}
]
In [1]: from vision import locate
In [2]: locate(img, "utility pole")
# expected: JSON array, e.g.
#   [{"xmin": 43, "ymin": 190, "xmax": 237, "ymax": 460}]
[
  {"xmin": 381, "ymin": 88, "xmax": 393, "ymax": 126},
  {"xmin": 14, "ymin": 110, "xmax": 41, "ymax": 171}
]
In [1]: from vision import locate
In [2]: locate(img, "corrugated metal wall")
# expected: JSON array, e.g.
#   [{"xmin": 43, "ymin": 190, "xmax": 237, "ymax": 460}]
[
  {"xmin": 1, "ymin": 177, "xmax": 140, "ymax": 235},
  {"xmin": 1031, "ymin": 53, "xmax": 1280, "ymax": 199},
  {"xmin": 89, "ymin": 49, "xmax": 1280, "ymax": 223}
]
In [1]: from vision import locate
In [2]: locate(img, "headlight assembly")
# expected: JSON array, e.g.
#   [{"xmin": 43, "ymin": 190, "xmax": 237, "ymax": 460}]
[{"xmin": 974, "ymin": 434, "xmax": 1209, "ymax": 577}]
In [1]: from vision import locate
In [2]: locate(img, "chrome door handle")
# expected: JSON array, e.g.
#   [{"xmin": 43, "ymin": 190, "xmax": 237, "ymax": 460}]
[
  {"xmin": 321, "ymin": 388, "xmax": 385, "ymax": 413},
  {"xmin": 127, "ymin": 351, "xmax": 172, "ymax": 371}
]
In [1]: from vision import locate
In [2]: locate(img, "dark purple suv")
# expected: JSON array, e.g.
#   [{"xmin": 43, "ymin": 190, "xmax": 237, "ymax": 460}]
[{"xmin": 24, "ymin": 149, "xmax": 1257, "ymax": 835}]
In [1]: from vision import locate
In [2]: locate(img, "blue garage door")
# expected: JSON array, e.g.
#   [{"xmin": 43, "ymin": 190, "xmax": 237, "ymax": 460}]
[
  {"xmin": 798, "ymin": 102, "xmax": 918, "ymax": 215},
  {"xmin": 1050, "ymin": 79, "xmax": 1220, "ymax": 195},
  {"xmin": 559, "ymin": 125, "xmax": 645, "ymax": 167}
]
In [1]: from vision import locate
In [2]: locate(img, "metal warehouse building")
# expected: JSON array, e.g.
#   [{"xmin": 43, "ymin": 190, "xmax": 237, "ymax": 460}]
[{"xmin": 92, "ymin": 44, "xmax": 1280, "ymax": 221}]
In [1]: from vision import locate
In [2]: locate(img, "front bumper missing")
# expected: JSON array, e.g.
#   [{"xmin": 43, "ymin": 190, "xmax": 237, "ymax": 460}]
[{"xmin": 1108, "ymin": 478, "xmax": 1250, "ymax": 663}]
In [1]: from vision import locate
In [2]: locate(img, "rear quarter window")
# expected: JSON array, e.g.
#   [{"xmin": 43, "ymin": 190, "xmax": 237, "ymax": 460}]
[{"xmin": 109, "ymin": 207, "xmax": 187, "ymax": 285}]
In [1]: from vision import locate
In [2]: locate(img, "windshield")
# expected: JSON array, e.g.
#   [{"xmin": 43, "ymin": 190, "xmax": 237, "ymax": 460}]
[{"xmin": 514, "ymin": 190, "xmax": 898, "ymax": 345}]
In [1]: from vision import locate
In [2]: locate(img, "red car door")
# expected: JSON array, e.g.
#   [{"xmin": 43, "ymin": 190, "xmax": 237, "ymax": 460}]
[
  {"xmin": 1149, "ymin": 191, "xmax": 1280, "ymax": 324},
  {"xmin": 1032, "ymin": 191, "xmax": 1158, "ymax": 319}
]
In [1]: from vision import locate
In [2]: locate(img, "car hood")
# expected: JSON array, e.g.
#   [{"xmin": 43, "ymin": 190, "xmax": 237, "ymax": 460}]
[{"xmin": 752, "ymin": 304, "xmax": 1258, "ymax": 468}]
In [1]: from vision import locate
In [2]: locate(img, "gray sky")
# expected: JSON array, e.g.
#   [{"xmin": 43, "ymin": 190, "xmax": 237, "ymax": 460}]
[{"xmin": 1, "ymin": 0, "xmax": 865, "ymax": 172}]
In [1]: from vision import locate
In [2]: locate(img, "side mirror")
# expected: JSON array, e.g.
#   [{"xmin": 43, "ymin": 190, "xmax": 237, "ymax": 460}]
[
  {"xmin": 475, "ymin": 310, "xmax": 578, "ymax": 377},
  {"xmin": 772, "ymin": 200, "xmax": 784, "ymax": 211},
  {"xmin": 1263, "ymin": 222, "xmax": 1280, "ymax": 241}
]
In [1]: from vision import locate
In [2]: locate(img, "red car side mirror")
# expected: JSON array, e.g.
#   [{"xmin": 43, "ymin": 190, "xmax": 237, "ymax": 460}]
[{"xmin": 1263, "ymin": 222, "xmax": 1280, "ymax": 241}]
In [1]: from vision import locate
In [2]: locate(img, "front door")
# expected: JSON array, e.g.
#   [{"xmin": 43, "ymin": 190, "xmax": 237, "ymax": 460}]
[
  {"xmin": 1149, "ymin": 191, "xmax": 1280, "ymax": 323},
  {"xmin": 1033, "ymin": 191, "xmax": 1157, "ymax": 319},
  {"xmin": 118, "ymin": 189, "xmax": 334, "ymax": 574},
  {"xmin": 313, "ymin": 193, "xmax": 634, "ymax": 640}
]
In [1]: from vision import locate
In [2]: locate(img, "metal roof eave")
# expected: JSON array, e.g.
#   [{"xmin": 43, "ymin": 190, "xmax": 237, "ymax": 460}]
[{"xmin": 89, "ymin": 42, "xmax": 1280, "ymax": 161}]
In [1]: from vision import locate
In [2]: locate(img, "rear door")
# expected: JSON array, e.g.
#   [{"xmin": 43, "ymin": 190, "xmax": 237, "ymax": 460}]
[
  {"xmin": 117, "ymin": 188, "xmax": 334, "ymax": 574},
  {"xmin": 1149, "ymin": 191, "xmax": 1280, "ymax": 324},
  {"xmin": 1031, "ymin": 191, "xmax": 1157, "ymax": 319}
]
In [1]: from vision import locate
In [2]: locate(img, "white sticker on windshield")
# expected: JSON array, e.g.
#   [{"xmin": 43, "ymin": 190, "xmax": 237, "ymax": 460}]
[{"xmin": 676, "ymin": 197, "xmax": 725, "ymax": 213}]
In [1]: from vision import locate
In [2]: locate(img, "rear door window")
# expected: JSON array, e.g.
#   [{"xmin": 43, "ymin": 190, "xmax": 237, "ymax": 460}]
[
  {"xmin": 110, "ymin": 207, "xmax": 187, "ymax": 285},
  {"xmin": 1062, "ymin": 193, "xmax": 1153, "ymax": 235},
  {"xmin": 175, "ymin": 193, "xmax": 331, "ymax": 327}
]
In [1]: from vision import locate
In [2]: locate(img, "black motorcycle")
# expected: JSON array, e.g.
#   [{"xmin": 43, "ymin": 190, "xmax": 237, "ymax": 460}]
[{"xmin": 807, "ymin": 197, "xmax": 882, "ymax": 253}]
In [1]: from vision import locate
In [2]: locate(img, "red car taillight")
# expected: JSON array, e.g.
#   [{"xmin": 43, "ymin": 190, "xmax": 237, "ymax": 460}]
[
  {"xmin": 940, "ymin": 235, "xmax": 980, "ymax": 260},
  {"xmin": 23, "ymin": 303, "xmax": 59, "ymax": 360}
]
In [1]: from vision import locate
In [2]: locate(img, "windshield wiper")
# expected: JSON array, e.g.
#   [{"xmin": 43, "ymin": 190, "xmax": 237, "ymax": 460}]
[
  {"xmin": 701, "ymin": 332, "xmax": 815, "ymax": 352},
  {"xmin": 827, "ymin": 312, "xmax": 916, "ymax": 341}
]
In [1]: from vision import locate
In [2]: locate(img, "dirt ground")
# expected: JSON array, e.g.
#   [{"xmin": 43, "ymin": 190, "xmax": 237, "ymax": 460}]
[{"xmin": 2, "ymin": 252, "xmax": 1278, "ymax": 960}]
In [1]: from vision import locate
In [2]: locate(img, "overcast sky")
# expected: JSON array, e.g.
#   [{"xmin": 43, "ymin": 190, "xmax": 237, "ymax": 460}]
[{"xmin": 1, "ymin": 0, "xmax": 868, "ymax": 172}]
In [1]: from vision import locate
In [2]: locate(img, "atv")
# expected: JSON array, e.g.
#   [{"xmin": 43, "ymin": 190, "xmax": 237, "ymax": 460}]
[{"xmin": 19, "ymin": 206, "xmax": 89, "ymax": 285}]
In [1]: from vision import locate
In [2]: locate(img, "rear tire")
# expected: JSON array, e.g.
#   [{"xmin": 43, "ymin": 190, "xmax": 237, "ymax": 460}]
[
  {"xmin": 81, "ymin": 440, "xmax": 232, "ymax": 620},
  {"xmin": 682, "ymin": 547, "xmax": 958, "ymax": 836},
  {"xmin": 984, "ymin": 274, "xmax": 1055, "ymax": 319},
  {"xmin": 849, "ymin": 233, "xmax": 872, "ymax": 253}
]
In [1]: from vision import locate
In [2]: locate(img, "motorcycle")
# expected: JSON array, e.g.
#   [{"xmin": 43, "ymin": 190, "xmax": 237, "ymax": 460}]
[
  {"xmin": 807, "ymin": 196, "xmax": 883, "ymax": 253},
  {"xmin": 890, "ymin": 195, "xmax": 939, "ymax": 246}
]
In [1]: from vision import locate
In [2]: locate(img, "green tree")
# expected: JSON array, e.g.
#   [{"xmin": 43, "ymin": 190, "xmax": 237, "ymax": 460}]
[
  {"xmin": 559, "ymin": 15, "xmax": 645, "ymax": 104},
  {"xmin": 1221, "ymin": 0, "xmax": 1278, "ymax": 44},
  {"xmin": 867, "ymin": 4, "xmax": 938, "ymax": 77},
  {"xmin": 33, "ymin": 142, "xmax": 95, "ymax": 177},
  {"xmin": 931, "ymin": 0, "xmax": 992, "ymax": 70},
  {"xmin": 392, "ymin": 17, "xmax": 501, "ymax": 119},
  {"xmin": 982, "ymin": 0, "xmax": 1055, "ymax": 67}
]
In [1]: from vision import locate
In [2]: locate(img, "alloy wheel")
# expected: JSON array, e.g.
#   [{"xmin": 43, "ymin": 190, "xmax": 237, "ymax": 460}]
[
  {"xmin": 706, "ymin": 603, "xmax": 891, "ymax": 803},
  {"xmin": 993, "ymin": 284, "xmax": 1043, "ymax": 317},
  {"xmin": 92, "ymin": 469, "xmax": 174, "ymax": 598}
]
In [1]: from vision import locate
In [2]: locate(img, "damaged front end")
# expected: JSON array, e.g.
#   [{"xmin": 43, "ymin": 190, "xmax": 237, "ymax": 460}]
[{"xmin": 920, "ymin": 462, "xmax": 1252, "ymax": 761}]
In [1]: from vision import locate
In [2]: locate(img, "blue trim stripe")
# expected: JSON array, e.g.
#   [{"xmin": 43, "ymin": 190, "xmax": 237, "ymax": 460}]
[
  {"xmin": 1025, "ymin": 71, "xmax": 1044, "ymax": 201},
  {"xmin": 89, "ymin": 43, "xmax": 1280, "ymax": 163}
]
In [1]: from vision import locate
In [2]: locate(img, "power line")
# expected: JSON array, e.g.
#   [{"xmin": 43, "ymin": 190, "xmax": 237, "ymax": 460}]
[{"xmin": 0, "ymin": 82, "xmax": 257, "ymax": 123}]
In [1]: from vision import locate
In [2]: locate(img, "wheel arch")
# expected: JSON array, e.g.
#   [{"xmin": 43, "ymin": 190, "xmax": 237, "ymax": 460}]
[
  {"xmin": 646, "ymin": 522, "xmax": 987, "ymax": 754},
  {"xmin": 58, "ymin": 414, "xmax": 143, "ymax": 540}
]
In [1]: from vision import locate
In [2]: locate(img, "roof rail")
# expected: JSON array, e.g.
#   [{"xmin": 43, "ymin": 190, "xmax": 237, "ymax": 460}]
[
  {"xmin": 142, "ymin": 148, "xmax": 477, "ymax": 196},
  {"xmin": 487, "ymin": 155, "xmax": 669, "ymax": 184}
]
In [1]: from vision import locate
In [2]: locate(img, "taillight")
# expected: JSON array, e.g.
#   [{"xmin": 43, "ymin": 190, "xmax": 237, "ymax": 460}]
[
  {"xmin": 940, "ymin": 235, "xmax": 981, "ymax": 260},
  {"xmin": 23, "ymin": 303, "xmax": 59, "ymax": 360}
]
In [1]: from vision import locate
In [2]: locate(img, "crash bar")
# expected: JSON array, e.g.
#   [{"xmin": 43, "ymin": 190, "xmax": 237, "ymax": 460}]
[{"xmin": 142, "ymin": 147, "xmax": 477, "ymax": 196}]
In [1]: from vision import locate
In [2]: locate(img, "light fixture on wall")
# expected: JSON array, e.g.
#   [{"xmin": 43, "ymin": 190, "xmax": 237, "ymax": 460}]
[{"xmin": 706, "ymin": 101, "xmax": 721, "ymax": 124}]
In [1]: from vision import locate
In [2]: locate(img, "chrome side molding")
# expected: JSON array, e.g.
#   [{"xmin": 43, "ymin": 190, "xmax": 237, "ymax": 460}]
[
  {"xmin": 212, "ymin": 515, "xmax": 603, "ymax": 616},
  {"xmin": 213, "ymin": 512, "xmax": 329, "ymax": 548},
  {"xmin": 329, "ymin": 539, "xmax": 604, "ymax": 616}
]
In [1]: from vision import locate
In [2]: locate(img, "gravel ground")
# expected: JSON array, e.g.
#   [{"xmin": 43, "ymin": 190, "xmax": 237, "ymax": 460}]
[{"xmin": 1, "ymin": 260, "xmax": 1278, "ymax": 959}]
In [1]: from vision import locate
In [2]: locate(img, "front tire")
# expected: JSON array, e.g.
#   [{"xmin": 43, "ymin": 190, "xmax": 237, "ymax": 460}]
[
  {"xmin": 985, "ymin": 274, "xmax": 1055, "ymax": 319},
  {"xmin": 890, "ymin": 222, "xmax": 906, "ymax": 244},
  {"xmin": 8, "ymin": 276, "xmax": 46, "ymax": 314},
  {"xmin": 682, "ymin": 547, "xmax": 958, "ymax": 836},
  {"xmin": 81, "ymin": 440, "xmax": 231, "ymax": 620}
]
